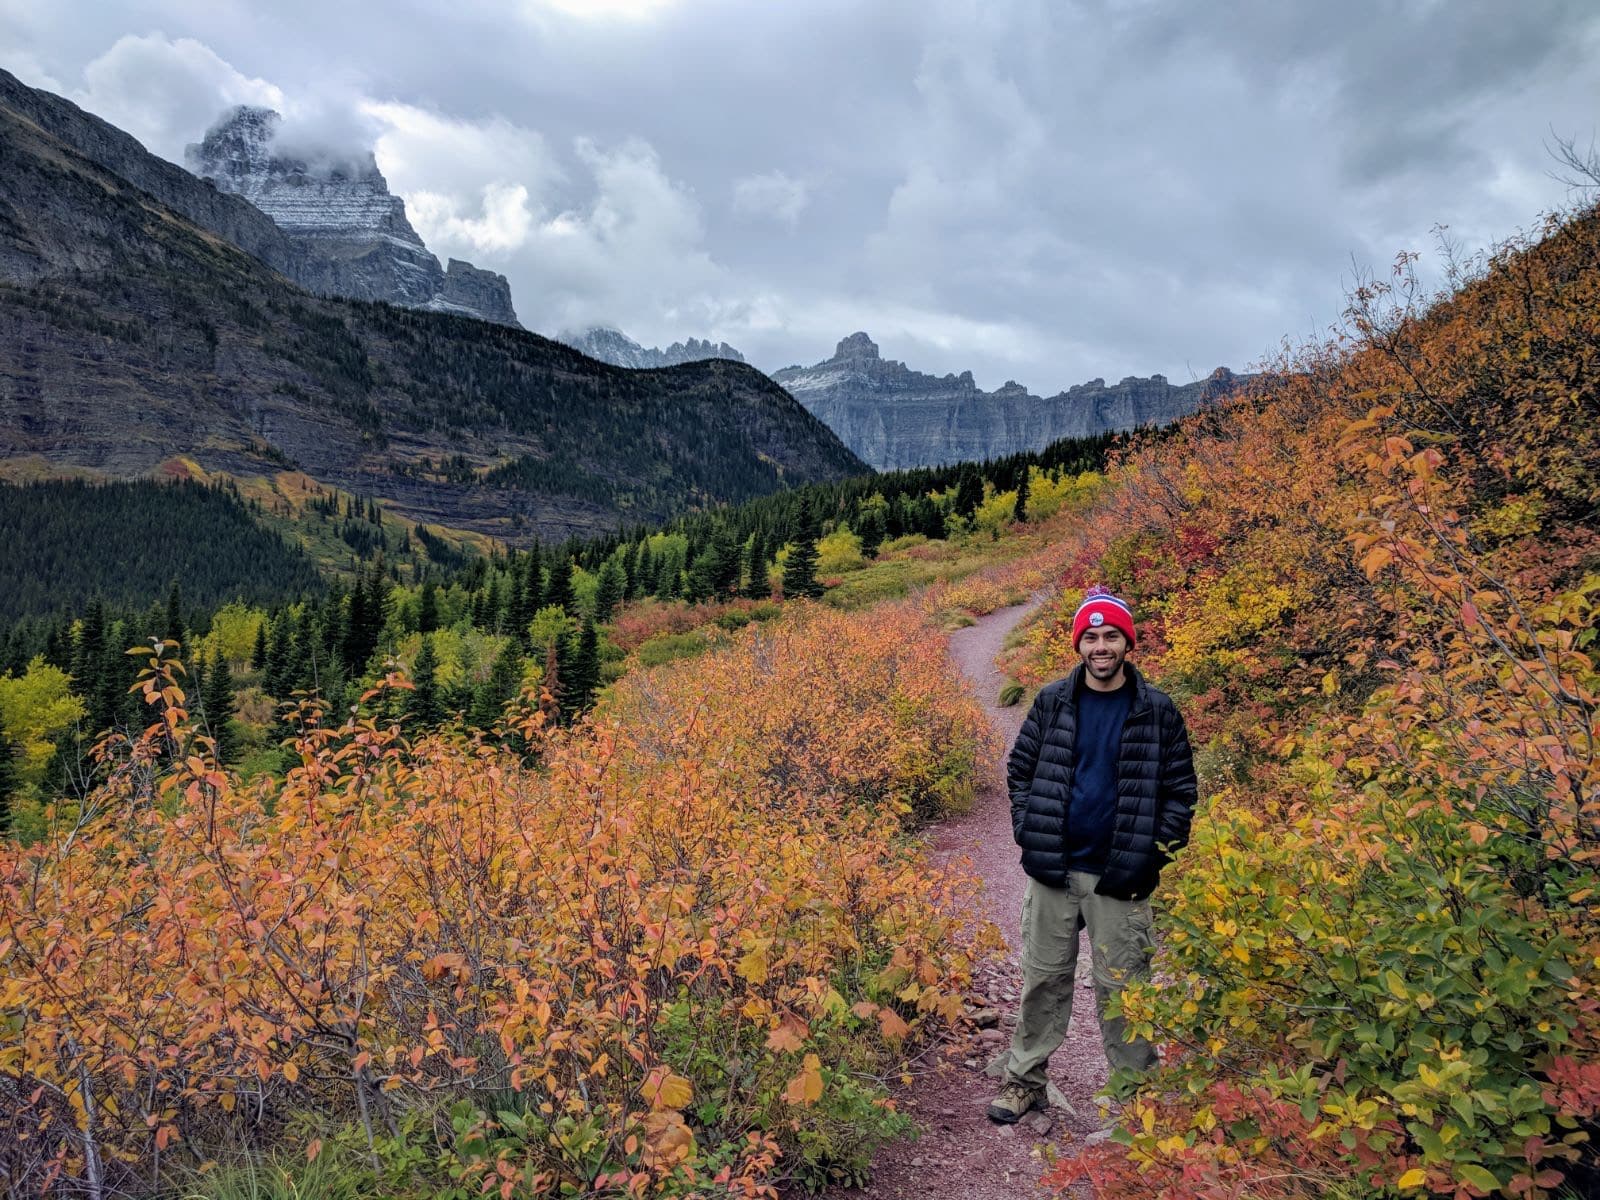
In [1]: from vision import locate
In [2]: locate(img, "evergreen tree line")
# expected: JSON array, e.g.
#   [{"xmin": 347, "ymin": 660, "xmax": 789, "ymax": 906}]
[
  {"xmin": 0, "ymin": 427, "xmax": 1120, "ymax": 815},
  {"xmin": 0, "ymin": 478, "xmax": 324, "ymax": 622}
]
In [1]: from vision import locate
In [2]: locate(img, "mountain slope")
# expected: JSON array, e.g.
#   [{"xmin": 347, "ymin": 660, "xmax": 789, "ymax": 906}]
[
  {"xmin": 0, "ymin": 72, "xmax": 867, "ymax": 544},
  {"xmin": 773, "ymin": 332, "xmax": 1242, "ymax": 470}
]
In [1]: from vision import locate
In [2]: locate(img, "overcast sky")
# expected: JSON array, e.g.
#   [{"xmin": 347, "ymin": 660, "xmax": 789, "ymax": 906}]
[{"xmin": 4, "ymin": 0, "xmax": 1598, "ymax": 391}]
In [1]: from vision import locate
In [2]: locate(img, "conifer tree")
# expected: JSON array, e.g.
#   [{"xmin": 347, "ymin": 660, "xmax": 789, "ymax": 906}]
[
  {"xmin": 523, "ymin": 553, "xmax": 545, "ymax": 620},
  {"xmin": 408, "ymin": 635, "xmax": 443, "ymax": 727},
  {"xmin": 417, "ymin": 578, "xmax": 440, "ymax": 634},
  {"xmin": 44, "ymin": 619, "xmax": 72, "ymax": 673},
  {"xmin": 567, "ymin": 618, "xmax": 600, "ymax": 714},
  {"xmin": 546, "ymin": 554, "xmax": 575, "ymax": 615},
  {"xmin": 251, "ymin": 618, "xmax": 269, "ymax": 671},
  {"xmin": 0, "ymin": 725, "xmax": 18, "ymax": 835},
  {"xmin": 201, "ymin": 652, "xmax": 237, "ymax": 763},
  {"xmin": 470, "ymin": 643, "xmax": 523, "ymax": 728},
  {"xmin": 190, "ymin": 652, "xmax": 208, "ymax": 718},
  {"xmin": 593, "ymin": 561, "xmax": 624, "ymax": 624},
  {"xmin": 855, "ymin": 506, "xmax": 886, "ymax": 558},
  {"xmin": 782, "ymin": 497, "xmax": 823, "ymax": 601},
  {"xmin": 881, "ymin": 496, "xmax": 900, "ymax": 538},
  {"xmin": 1013, "ymin": 468, "xmax": 1030, "ymax": 522},
  {"xmin": 264, "ymin": 615, "xmax": 293, "ymax": 698},
  {"xmin": 622, "ymin": 541, "xmax": 641, "ymax": 601},
  {"xmin": 72, "ymin": 599, "xmax": 105, "ymax": 699},
  {"xmin": 657, "ymin": 561, "xmax": 681, "ymax": 601},
  {"xmin": 684, "ymin": 545, "xmax": 717, "ymax": 605},
  {"xmin": 487, "ymin": 574, "xmax": 509, "ymax": 636},
  {"xmin": 710, "ymin": 530, "xmax": 741, "ymax": 600},
  {"xmin": 165, "ymin": 581, "xmax": 185, "ymax": 647},
  {"xmin": 635, "ymin": 542, "xmax": 656, "ymax": 601},
  {"xmin": 344, "ymin": 563, "xmax": 384, "ymax": 672},
  {"xmin": 954, "ymin": 465, "xmax": 984, "ymax": 520},
  {"xmin": 507, "ymin": 556, "xmax": 533, "ymax": 644},
  {"xmin": 744, "ymin": 531, "xmax": 769, "ymax": 600}
]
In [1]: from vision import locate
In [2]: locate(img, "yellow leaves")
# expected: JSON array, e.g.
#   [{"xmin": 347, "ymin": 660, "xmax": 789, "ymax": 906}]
[
  {"xmin": 640, "ymin": 1067, "xmax": 693, "ymax": 1111},
  {"xmin": 281, "ymin": 1060, "xmax": 299, "ymax": 1084},
  {"xmin": 735, "ymin": 943, "xmax": 770, "ymax": 986},
  {"xmin": 1397, "ymin": 1167, "xmax": 1427, "ymax": 1189},
  {"xmin": 782, "ymin": 1053, "xmax": 824, "ymax": 1106}
]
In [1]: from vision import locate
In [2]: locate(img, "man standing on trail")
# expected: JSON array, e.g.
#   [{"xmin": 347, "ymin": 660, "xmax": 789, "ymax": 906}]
[{"xmin": 987, "ymin": 585, "xmax": 1198, "ymax": 1124}]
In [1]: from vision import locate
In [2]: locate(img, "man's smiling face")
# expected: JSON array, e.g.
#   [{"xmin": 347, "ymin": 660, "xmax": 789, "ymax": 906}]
[{"xmin": 1077, "ymin": 624, "xmax": 1128, "ymax": 683}]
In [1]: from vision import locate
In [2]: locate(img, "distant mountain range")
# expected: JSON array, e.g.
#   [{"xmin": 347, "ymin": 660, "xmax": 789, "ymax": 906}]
[
  {"xmin": 772, "ymin": 333, "xmax": 1244, "ymax": 470},
  {"xmin": 0, "ymin": 68, "xmax": 865, "ymax": 544},
  {"xmin": 186, "ymin": 106, "xmax": 520, "ymax": 327},
  {"xmin": 562, "ymin": 326, "xmax": 1243, "ymax": 470},
  {"xmin": 563, "ymin": 327, "xmax": 748, "ymax": 370}
]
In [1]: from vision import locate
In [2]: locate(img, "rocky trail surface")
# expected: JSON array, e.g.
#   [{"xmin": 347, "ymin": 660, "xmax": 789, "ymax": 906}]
[{"xmin": 823, "ymin": 594, "xmax": 1105, "ymax": 1200}]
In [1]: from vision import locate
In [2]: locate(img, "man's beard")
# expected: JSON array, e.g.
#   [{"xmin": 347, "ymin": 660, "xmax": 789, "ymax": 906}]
[{"xmin": 1085, "ymin": 649, "xmax": 1126, "ymax": 680}]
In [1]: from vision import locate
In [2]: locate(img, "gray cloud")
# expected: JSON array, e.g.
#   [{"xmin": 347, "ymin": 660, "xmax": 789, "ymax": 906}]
[{"xmin": 2, "ymin": 0, "xmax": 1598, "ymax": 393}]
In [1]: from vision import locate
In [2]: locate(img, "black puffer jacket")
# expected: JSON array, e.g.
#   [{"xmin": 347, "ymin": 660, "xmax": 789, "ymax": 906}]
[{"xmin": 1008, "ymin": 662, "xmax": 1198, "ymax": 900}]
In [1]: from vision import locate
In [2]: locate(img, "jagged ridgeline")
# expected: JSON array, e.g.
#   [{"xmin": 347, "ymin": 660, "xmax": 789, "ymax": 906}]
[
  {"xmin": 0, "ymin": 69, "xmax": 866, "ymax": 546},
  {"xmin": 0, "ymin": 479, "xmax": 323, "ymax": 621}
]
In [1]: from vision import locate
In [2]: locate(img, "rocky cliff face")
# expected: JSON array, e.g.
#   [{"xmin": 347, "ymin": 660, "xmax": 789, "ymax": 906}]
[
  {"xmin": 565, "ymin": 327, "xmax": 747, "ymax": 369},
  {"xmin": 0, "ymin": 75, "xmax": 863, "ymax": 545},
  {"xmin": 435, "ymin": 259, "xmax": 520, "ymax": 326},
  {"xmin": 0, "ymin": 69, "xmax": 314, "ymax": 286},
  {"xmin": 185, "ymin": 106, "xmax": 520, "ymax": 327},
  {"xmin": 772, "ymin": 333, "xmax": 1242, "ymax": 470}
]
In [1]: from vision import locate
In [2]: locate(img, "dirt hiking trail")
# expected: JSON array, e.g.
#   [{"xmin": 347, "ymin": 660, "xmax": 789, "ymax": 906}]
[{"xmin": 826, "ymin": 594, "xmax": 1105, "ymax": 1200}]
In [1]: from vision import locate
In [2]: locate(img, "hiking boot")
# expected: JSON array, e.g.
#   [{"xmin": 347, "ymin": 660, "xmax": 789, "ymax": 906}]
[{"xmin": 986, "ymin": 1080, "xmax": 1045, "ymax": 1124}]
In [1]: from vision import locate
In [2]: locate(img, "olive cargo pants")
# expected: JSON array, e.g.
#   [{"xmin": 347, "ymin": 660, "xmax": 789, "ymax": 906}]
[{"xmin": 1004, "ymin": 871, "xmax": 1159, "ymax": 1088}]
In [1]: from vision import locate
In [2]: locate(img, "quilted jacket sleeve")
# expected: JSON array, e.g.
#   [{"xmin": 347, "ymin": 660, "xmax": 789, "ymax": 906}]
[
  {"xmin": 1155, "ymin": 704, "xmax": 1198, "ymax": 858},
  {"xmin": 1007, "ymin": 689, "xmax": 1048, "ymax": 843}
]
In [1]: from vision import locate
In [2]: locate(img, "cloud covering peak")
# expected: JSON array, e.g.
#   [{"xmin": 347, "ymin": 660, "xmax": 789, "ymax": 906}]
[{"xmin": 3, "ymin": 2, "xmax": 1598, "ymax": 391}]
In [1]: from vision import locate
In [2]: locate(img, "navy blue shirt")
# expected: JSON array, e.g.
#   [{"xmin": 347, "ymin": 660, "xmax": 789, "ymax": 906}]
[{"xmin": 1063, "ymin": 674, "xmax": 1133, "ymax": 874}]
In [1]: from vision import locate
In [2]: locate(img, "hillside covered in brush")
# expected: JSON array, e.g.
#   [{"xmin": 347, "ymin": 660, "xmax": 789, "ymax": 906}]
[
  {"xmin": 990, "ymin": 203, "xmax": 1600, "ymax": 1198},
  {"xmin": 0, "ymin": 69, "xmax": 865, "ymax": 544}
]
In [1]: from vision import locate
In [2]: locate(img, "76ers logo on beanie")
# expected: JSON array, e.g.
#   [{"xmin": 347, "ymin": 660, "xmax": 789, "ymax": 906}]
[{"xmin": 1071, "ymin": 586, "xmax": 1136, "ymax": 649}]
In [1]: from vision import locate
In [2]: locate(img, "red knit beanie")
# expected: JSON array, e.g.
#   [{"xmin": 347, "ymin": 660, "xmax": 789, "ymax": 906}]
[{"xmin": 1071, "ymin": 586, "xmax": 1136, "ymax": 649}]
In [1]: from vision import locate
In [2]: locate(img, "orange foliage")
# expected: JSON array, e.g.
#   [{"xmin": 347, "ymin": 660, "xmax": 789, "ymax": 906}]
[
  {"xmin": 0, "ymin": 604, "xmax": 999, "ymax": 1196},
  {"xmin": 1024, "ymin": 207, "xmax": 1600, "ymax": 1197}
]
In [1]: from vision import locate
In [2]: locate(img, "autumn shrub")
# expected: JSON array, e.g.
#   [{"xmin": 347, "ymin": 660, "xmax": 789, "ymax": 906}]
[
  {"xmin": 1031, "ymin": 208, "xmax": 1600, "ymax": 1199},
  {"xmin": 0, "ymin": 597, "xmax": 998, "ymax": 1198}
]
